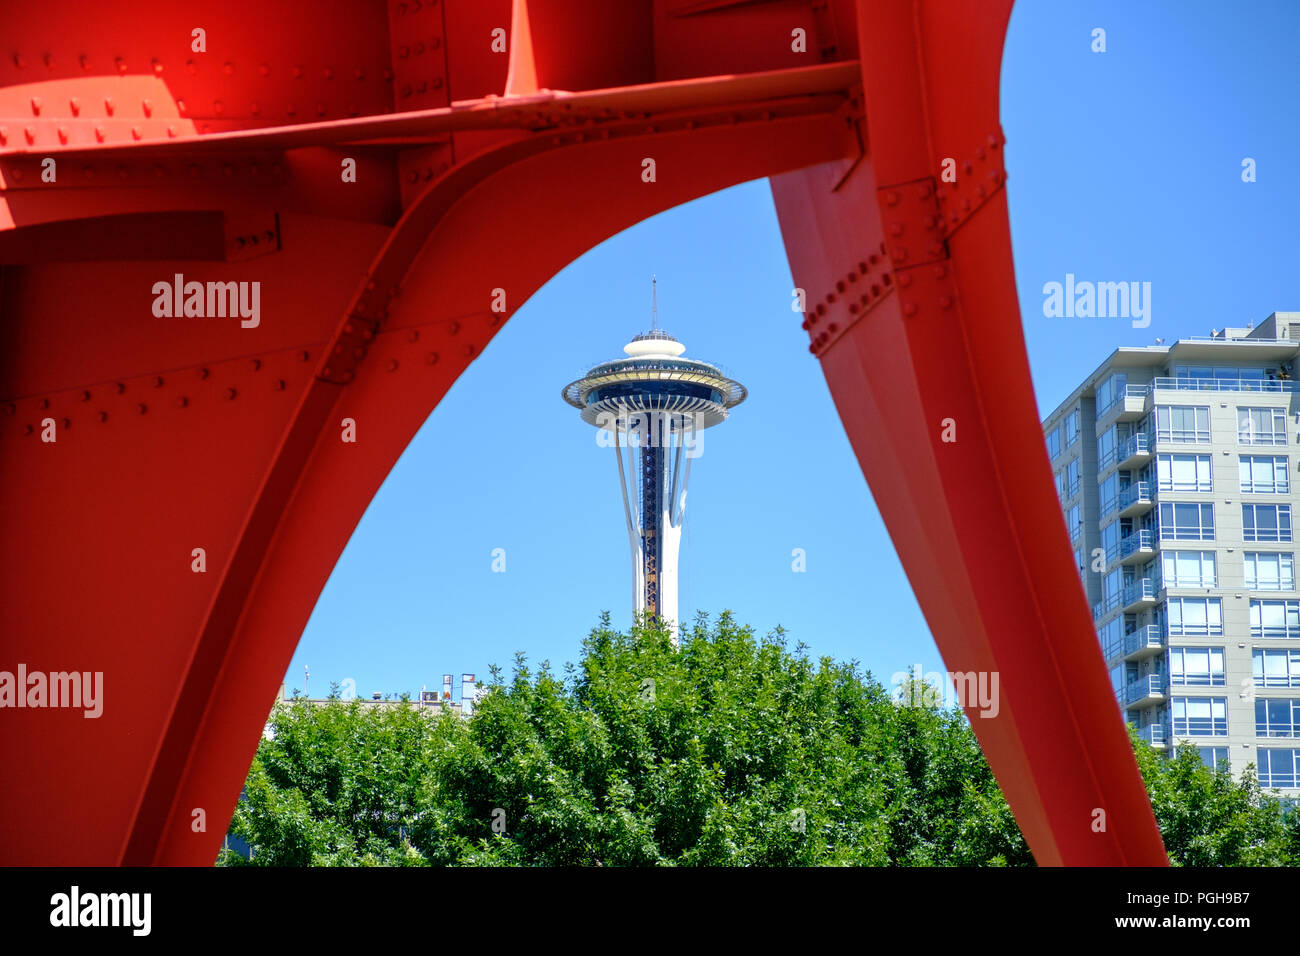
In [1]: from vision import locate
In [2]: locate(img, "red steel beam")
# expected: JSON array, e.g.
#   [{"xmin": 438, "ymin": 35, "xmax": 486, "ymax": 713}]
[{"xmin": 0, "ymin": 0, "xmax": 1167, "ymax": 866}]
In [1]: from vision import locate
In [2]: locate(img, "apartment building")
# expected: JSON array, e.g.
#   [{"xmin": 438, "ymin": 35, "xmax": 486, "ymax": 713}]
[{"xmin": 1042, "ymin": 311, "xmax": 1300, "ymax": 796}]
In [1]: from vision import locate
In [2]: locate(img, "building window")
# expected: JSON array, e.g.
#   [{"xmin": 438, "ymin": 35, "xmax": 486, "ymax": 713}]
[
  {"xmin": 1067, "ymin": 504, "xmax": 1082, "ymax": 542},
  {"xmin": 1240, "ymin": 455, "xmax": 1290, "ymax": 494},
  {"xmin": 1169, "ymin": 647, "xmax": 1226, "ymax": 687},
  {"xmin": 1102, "ymin": 567, "xmax": 1123, "ymax": 614},
  {"xmin": 1154, "ymin": 405, "xmax": 1210, "ymax": 443},
  {"xmin": 1244, "ymin": 552, "xmax": 1295, "ymax": 591},
  {"xmin": 1176, "ymin": 365, "xmax": 1267, "ymax": 384},
  {"xmin": 1055, "ymin": 467, "xmax": 1067, "ymax": 500},
  {"xmin": 1158, "ymin": 502, "xmax": 1214, "ymax": 541},
  {"xmin": 1066, "ymin": 458, "xmax": 1081, "ymax": 498},
  {"xmin": 1259, "ymin": 749, "xmax": 1300, "ymax": 788},
  {"xmin": 1074, "ymin": 547, "xmax": 1085, "ymax": 576},
  {"xmin": 1098, "ymin": 618, "xmax": 1123, "ymax": 660},
  {"xmin": 1168, "ymin": 598, "xmax": 1223, "ymax": 636},
  {"xmin": 1171, "ymin": 697, "xmax": 1228, "ymax": 737},
  {"xmin": 1197, "ymin": 747, "xmax": 1230, "ymax": 772},
  {"xmin": 1157, "ymin": 454, "xmax": 1212, "ymax": 492},
  {"xmin": 1096, "ymin": 373, "xmax": 1128, "ymax": 419},
  {"xmin": 1254, "ymin": 648, "xmax": 1300, "ymax": 688},
  {"xmin": 1238, "ymin": 406, "xmax": 1288, "ymax": 445},
  {"xmin": 1256, "ymin": 699, "xmax": 1300, "ymax": 738},
  {"xmin": 1162, "ymin": 550, "xmax": 1216, "ymax": 588},
  {"xmin": 1046, "ymin": 424, "xmax": 1062, "ymax": 460},
  {"xmin": 1242, "ymin": 504, "xmax": 1292, "ymax": 542},
  {"xmin": 1097, "ymin": 426, "xmax": 1117, "ymax": 472},
  {"xmin": 1250, "ymin": 599, "xmax": 1300, "ymax": 639},
  {"xmin": 1065, "ymin": 410, "xmax": 1080, "ymax": 448},
  {"xmin": 1100, "ymin": 473, "xmax": 1119, "ymax": 518},
  {"xmin": 1101, "ymin": 521, "xmax": 1120, "ymax": 564}
]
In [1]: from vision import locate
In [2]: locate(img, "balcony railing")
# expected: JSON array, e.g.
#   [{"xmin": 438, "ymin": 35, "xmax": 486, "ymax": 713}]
[
  {"xmin": 1124, "ymin": 624, "xmax": 1165, "ymax": 658},
  {"xmin": 1118, "ymin": 528, "xmax": 1155, "ymax": 561},
  {"xmin": 1117, "ymin": 431, "xmax": 1151, "ymax": 468},
  {"xmin": 1152, "ymin": 376, "xmax": 1300, "ymax": 393},
  {"xmin": 1123, "ymin": 674, "xmax": 1167, "ymax": 708},
  {"xmin": 1095, "ymin": 589, "xmax": 1124, "ymax": 619},
  {"xmin": 1122, "ymin": 576, "xmax": 1160, "ymax": 610},
  {"xmin": 1098, "ymin": 384, "xmax": 1154, "ymax": 421},
  {"xmin": 1138, "ymin": 722, "xmax": 1169, "ymax": 747},
  {"xmin": 1118, "ymin": 481, "xmax": 1153, "ymax": 513}
]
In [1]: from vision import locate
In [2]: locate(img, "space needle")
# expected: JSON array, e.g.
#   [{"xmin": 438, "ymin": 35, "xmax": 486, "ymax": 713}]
[{"xmin": 562, "ymin": 281, "xmax": 746, "ymax": 642}]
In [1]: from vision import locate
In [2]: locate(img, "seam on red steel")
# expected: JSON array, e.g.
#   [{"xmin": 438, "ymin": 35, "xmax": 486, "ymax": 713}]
[
  {"xmin": 1, "ymin": 62, "xmax": 861, "ymax": 160},
  {"xmin": 805, "ymin": 242, "xmax": 895, "ymax": 357},
  {"xmin": 388, "ymin": 0, "xmax": 450, "ymax": 112},
  {"xmin": 0, "ymin": 343, "xmax": 321, "ymax": 436},
  {"xmin": 935, "ymin": 130, "xmax": 1006, "ymax": 237},
  {"xmin": 879, "ymin": 176, "xmax": 945, "ymax": 270}
]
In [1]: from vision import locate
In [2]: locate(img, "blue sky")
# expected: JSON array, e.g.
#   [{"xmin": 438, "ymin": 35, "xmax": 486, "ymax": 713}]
[{"xmin": 285, "ymin": 0, "xmax": 1300, "ymax": 703}]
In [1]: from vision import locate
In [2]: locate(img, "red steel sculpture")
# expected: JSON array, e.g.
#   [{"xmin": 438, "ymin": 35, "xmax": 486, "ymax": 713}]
[{"xmin": 0, "ymin": 0, "xmax": 1168, "ymax": 866}]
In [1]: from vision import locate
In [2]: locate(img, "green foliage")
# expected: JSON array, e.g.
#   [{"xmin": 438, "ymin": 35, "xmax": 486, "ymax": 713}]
[
  {"xmin": 220, "ymin": 612, "xmax": 1299, "ymax": 867},
  {"xmin": 1128, "ymin": 727, "xmax": 1300, "ymax": 866},
  {"xmin": 220, "ymin": 612, "xmax": 1031, "ymax": 866}
]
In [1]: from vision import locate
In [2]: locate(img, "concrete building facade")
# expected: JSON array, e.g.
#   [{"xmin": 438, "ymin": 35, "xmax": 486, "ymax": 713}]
[{"xmin": 1043, "ymin": 311, "xmax": 1300, "ymax": 796}]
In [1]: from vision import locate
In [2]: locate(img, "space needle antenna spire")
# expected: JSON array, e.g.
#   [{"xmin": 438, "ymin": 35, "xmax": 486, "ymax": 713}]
[{"xmin": 651, "ymin": 275, "xmax": 658, "ymax": 331}]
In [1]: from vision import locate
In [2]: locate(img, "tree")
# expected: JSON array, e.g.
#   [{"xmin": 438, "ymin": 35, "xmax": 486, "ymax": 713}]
[
  {"xmin": 219, "ymin": 612, "xmax": 1298, "ymax": 866},
  {"xmin": 1128, "ymin": 729, "xmax": 1300, "ymax": 866},
  {"xmin": 221, "ymin": 612, "xmax": 1031, "ymax": 866}
]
